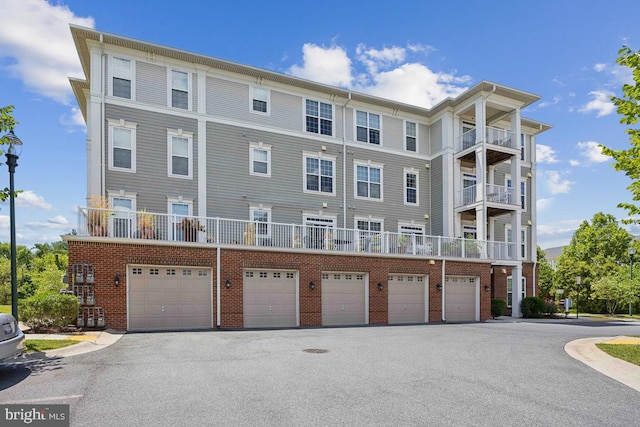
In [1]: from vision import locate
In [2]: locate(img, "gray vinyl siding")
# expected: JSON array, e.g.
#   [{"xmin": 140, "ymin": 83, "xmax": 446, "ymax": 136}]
[
  {"xmin": 344, "ymin": 108, "xmax": 354, "ymax": 141},
  {"xmin": 205, "ymin": 122, "xmax": 344, "ymax": 225},
  {"xmin": 104, "ymin": 104, "xmax": 199, "ymax": 213},
  {"xmin": 136, "ymin": 62, "xmax": 167, "ymax": 106},
  {"xmin": 382, "ymin": 116, "xmax": 403, "ymax": 151},
  {"xmin": 430, "ymin": 156, "xmax": 444, "ymax": 236},
  {"xmin": 430, "ymin": 119, "xmax": 443, "ymax": 153},
  {"xmin": 419, "ymin": 123, "xmax": 430, "ymax": 155},
  {"xmin": 205, "ymin": 77, "xmax": 307, "ymax": 133},
  {"xmin": 192, "ymin": 73, "xmax": 198, "ymax": 112}
]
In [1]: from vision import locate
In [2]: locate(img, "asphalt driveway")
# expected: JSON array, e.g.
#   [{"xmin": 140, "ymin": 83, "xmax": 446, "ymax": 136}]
[{"xmin": 1, "ymin": 320, "xmax": 639, "ymax": 426}]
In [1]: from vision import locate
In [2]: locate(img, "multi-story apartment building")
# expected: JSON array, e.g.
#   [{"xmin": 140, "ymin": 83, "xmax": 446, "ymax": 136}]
[{"xmin": 66, "ymin": 25, "xmax": 550, "ymax": 331}]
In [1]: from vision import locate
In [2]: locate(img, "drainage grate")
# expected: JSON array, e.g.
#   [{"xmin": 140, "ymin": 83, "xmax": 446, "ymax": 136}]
[{"xmin": 303, "ymin": 348, "xmax": 329, "ymax": 354}]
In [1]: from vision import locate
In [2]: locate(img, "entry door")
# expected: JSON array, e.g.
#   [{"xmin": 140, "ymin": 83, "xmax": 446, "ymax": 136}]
[{"xmin": 304, "ymin": 216, "xmax": 336, "ymax": 249}]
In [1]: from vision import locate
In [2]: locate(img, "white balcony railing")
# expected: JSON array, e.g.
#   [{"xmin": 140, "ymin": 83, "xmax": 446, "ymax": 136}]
[
  {"xmin": 77, "ymin": 207, "xmax": 518, "ymax": 261},
  {"xmin": 455, "ymin": 184, "xmax": 519, "ymax": 209},
  {"xmin": 455, "ymin": 126, "xmax": 516, "ymax": 152}
]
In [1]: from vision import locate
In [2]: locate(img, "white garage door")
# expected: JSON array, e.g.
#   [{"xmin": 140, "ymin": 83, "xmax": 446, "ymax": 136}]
[
  {"xmin": 243, "ymin": 270, "xmax": 298, "ymax": 328},
  {"xmin": 128, "ymin": 266, "xmax": 212, "ymax": 331},
  {"xmin": 388, "ymin": 275, "xmax": 427, "ymax": 324},
  {"xmin": 444, "ymin": 276, "xmax": 478, "ymax": 322},
  {"xmin": 322, "ymin": 272, "xmax": 367, "ymax": 326}
]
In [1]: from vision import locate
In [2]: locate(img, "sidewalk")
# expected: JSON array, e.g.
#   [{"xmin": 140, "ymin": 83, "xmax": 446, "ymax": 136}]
[{"xmin": 23, "ymin": 329, "xmax": 124, "ymax": 358}]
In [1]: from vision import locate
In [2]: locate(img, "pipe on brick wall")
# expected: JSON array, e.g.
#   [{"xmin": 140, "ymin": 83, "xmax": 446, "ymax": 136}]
[
  {"xmin": 216, "ymin": 246, "xmax": 221, "ymax": 327},
  {"xmin": 441, "ymin": 259, "xmax": 446, "ymax": 322}
]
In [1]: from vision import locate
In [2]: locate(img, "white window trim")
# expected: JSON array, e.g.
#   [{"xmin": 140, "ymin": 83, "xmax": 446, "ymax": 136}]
[
  {"xmin": 355, "ymin": 110, "xmax": 382, "ymax": 145},
  {"xmin": 168, "ymin": 197, "xmax": 194, "ymax": 241},
  {"xmin": 404, "ymin": 120, "xmax": 418, "ymax": 152},
  {"xmin": 507, "ymin": 276, "xmax": 526, "ymax": 308},
  {"xmin": 521, "ymin": 180, "xmax": 527, "ymax": 211},
  {"xmin": 250, "ymin": 86, "xmax": 270, "ymax": 116},
  {"xmin": 354, "ymin": 160, "xmax": 384, "ymax": 202},
  {"xmin": 505, "ymin": 225, "xmax": 527, "ymax": 260},
  {"xmin": 109, "ymin": 55, "xmax": 135, "ymax": 100},
  {"xmin": 250, "ymin": 205, "xmax": 272, "ymax": 238},
  {"xmin": 249, "ymin": 142, "xmax": 272, "ymax": 177},
  {"xmin": 107, "ymin": 190, "xmax": 138, "ymax": 239},
  {"xmin": 398, "ymin": 222, "xmax": 426, "ymax": 234},
  {"xmin": 107, "ymin": 118, "xmax": 137, "ymax": 173},
  {"xmin": 303, "ymin": 214, "xmax": 337, "ymax": 228},
  {"xmin": 403, "ymin": 167, "xmax": 419, "ymax": 206},
  {"xmin": 167, "ymin": 68, "xmax": 192, "ymax": 110},
  {"xmin": 167, "ymin": 128, "xmax": 194, "ymax": 179},
  {"xmin": 303, "ymin": 151, "xmax": 337, "ymax": 196},
  {"xmin": 354, "ymin": 216, "xmax": 385, "ymax": 232},
  {"xmin": 303, "ymin": 99, "xmax": 335, "ymax": 137}
]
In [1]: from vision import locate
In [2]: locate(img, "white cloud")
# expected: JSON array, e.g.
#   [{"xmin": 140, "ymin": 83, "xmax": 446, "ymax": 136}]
[
  {"xmin": 25, "ymin": 215, "xmax": 70, "ymax": 230},
  {"xmin": 289, "ymin": 42, "xmax": 471, "ymax": 109},
  {"xmin": 0, "ymin": 0, "xmax": 94, "ymax": 105},
  {"xmin": 578, "ymin": 90, "xmax": 615, "ymax": 117},
  {"xmin": 594, "ymin": 63, "xmax": 607, "ymax": 72},
  {"xmin": 0, "ymin": 215, "xmax": 9, "ymax": 230},
  {"xmin": 537, "ymin": 219, "xmax": 584, "ymax": 249},
  {"xmin": 15, "ymin": 190, "xmax": 53, "ymax": 210},
  {"xmin": 60, "ymin": 106, "xmax": 86, "ymax": 130},
  {"xmin": 288, "ymin": 43, "xmax": 353, "ymax": 87},
  {"xmin": 576, "ymin": 141, "xmax": 610, "ymax": 163},
  {"xmin": 537, "ymin": 198, "xmax": 553, "ymax": 211},
  {"xmin": 569, "ymin": 159, "xmax": 580, "ymax": 166},
  {"xmin": 545, "ymin": 171, "xmax": 574, "ymax": 195},
  {"xmin": 407, "ymin": 43, "xmax": 436, "ymax": 54},
  {"xmin": 537, "ymin": 95, "xmax": 562, "ymax": 108},
  {"xmin": 536, "ymin": 144, "xmax": 559, "ymax": 164}
]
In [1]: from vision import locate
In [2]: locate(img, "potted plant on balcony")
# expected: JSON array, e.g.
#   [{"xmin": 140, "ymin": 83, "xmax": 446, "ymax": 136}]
[
  {"xmin": 397, "ymin": 234, "xmax": 408, "ymax": 253},
  {"xmin": 86, "ymin": 195, "xmax": 111, "ymax": 237},
  {"xmin": 137, "ymin": 209, "xmax": 156, "ymax": 239},
  {"xmin": 180, "ymin": 217, "xmax": 205, "ymax": 242},
  {"xmin": 243, "ymin": 223, "xmax": 256, "ymax": 245}
]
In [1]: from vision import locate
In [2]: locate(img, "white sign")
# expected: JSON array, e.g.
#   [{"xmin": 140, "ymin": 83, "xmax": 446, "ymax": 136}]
[{"xmin": 556, "ymin": 289, "xmax": 564, "ymax": 294}]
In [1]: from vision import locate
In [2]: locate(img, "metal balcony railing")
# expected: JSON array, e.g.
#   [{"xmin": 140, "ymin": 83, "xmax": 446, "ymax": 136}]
[
  {"xmin": 455, "ymin": 126, "xmax": 516, "ymax": 153},
  {"xmin": 77, "ymin": 207, "xmax": 518, "ymax": 261},
  {"xmin": 455, "ymin": 184, "xmax": 519, "ymax": 209}
]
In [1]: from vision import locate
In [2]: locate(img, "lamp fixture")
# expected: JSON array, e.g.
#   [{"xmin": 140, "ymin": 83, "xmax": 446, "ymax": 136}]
[
  {"xmin": 114, "ymin": 276, "xmax": 120, "ymax": 287},
  {"xmin": 429, "ymin": 259, "xmax": 435, "ymax": 265},
  {"xmin": 225, "ymin": 279, "xmax": 231, "ymax": 289},
  {"xmin": 436, "ymin": 284, "xmax": 442, "ymax": 291},
  {"xmin": 377, "ymin": 282, "xmax": 383, "ymax": 291},
  {"xmin": 484, "ymin": 285, "xmax": 490, "ymax": 292},
  {"xmin": 309, "ymin": 281, "xmax": 315, "ymax": 290}
]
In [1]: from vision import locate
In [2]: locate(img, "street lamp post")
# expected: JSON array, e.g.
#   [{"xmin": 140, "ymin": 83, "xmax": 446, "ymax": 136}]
[
  {"xmin": 4, "ymin": 130, "xmax": 22, "ymax": 321},
  {"xmin": 576, "ymin": 276, "xmax": 581, "ymax": 319},
  {"xmin": 629, "ymin": 246, "xmax": 636, "ymax": 317}
]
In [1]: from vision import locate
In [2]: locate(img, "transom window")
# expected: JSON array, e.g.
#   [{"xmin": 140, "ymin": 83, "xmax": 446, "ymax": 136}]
[
  {"xmin": 404, "ymin": 169, "xmax": 418, "ymax": 205},
  {"xmin": 304, "ymin": 153, "xmax": 335, "ymax": 194},
  {"xmin": 305, "ymin": 100, "xmax": 333, "ymax": 136},
  {"xmin": 168, "ymin": 129, "xmax": 193, "ymax": 179},
  {"xmin": 405, "ymin": 121, "xmax": 417, "ymax": 152},
  {"xmin": 356, "ymin": 219, "xmax": 382, "ymax": 232},
  {"xmin": 112, "ymin": 57, "xmax": 132, "ymax": 99},
  {"xmin": 356, "ymin": 111, "xmax": 380, "ymax": 145},
  {"xmin": 355, "ymin": 164, "xmax": 382, "ymax": 200},
  {"xmin": 250, "ymin": 143, "xmax": 271, "ymax": 177},
  {"xmin": 171, "ymin": 70, "xmax": 189, "ymax": 109},
  {"xmin": 252, "ymin": 87, "xmax": 269, "ymax": 114},
  {"xmin": 108, "ymin": 119, "xmax": 137, "ymax": 172}
]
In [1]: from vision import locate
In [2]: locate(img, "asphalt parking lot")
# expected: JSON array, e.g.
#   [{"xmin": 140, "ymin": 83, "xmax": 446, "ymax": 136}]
[{"xmin": 1, "ymin": 320, "xmax": 639, "ymax": 426}]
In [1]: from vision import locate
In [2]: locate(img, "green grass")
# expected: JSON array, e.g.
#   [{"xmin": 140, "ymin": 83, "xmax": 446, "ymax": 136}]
[
  {"xmin": 24, "ymin": 339, "xmax": 78, "ymax": 353},
  {"xmin": 596, "ymin": 344, "xmax": 640, "ymax": 367},
  {"xmin": 0, "ymin": 305, "xmax": 10, "ymax": 314}
]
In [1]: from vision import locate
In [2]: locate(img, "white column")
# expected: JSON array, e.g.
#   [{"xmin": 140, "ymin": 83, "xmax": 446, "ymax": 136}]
[
  {"xmin": 197, "ymin": 119, "xmax": 207, "ymax": 217},
  {"xmin": 530, "ymin": 134, "xmax": 538, "ymax": 259},
  {"xmin": 442, "ymin": 112, "xmax": 455, "ymax": 237},
  {"xmin": 512, "ymin": 264, "xmax": 523, "ymax": 317},
  {"xmin": 475, "ymin": 99, "xmax": 486, "ymax": 144},
  {"xmin": 87, "ymin": 48, "xmax": 104, "ymax": 198}
]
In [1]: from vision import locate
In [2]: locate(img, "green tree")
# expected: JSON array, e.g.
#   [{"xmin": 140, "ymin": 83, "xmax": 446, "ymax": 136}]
[
  {"xmin": 554, "ymin": 212, "xmax": 634, "ymax": 312},
  {"xmin": 30, "ymin": 252, "xmax": 68, "ymax": 295},
  {"xmin": 600, "ymin": 46, "xmax": 640, "ymax": 221},
  {"xmin": 537, "ymin": 246, "xmax": 554, "ymax": 299},
  {"xmin": 591, "ymin": 268, "xmax": 632, "ymax": 315},
  {"xmin": 0, "ymin": 105, "xmax": 20, "ymax": 201}
]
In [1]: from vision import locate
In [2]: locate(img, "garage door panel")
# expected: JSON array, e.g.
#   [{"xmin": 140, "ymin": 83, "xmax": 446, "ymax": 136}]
[
  {"xmin": 322, "ymin": 274, "xmax": 366, "ymax": 326},
  {"xmin": 243, "ymin": 270, "xmax": 297, "ymax": 328},
  {"xmin": 445, "ymin": 277, "xmax": 477, "ymax": 322},
  {"xmin": 388, "ymin": 275, "xmax": 426, "ymax": 324}
]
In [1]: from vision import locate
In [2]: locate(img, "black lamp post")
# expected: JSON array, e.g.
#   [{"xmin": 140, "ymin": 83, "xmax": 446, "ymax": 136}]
[
  {"xmin": 629, "ymin": 246, "xmax": 636, "ymax": 317},
  {"xmin": 5, "ymin": 130, "xmax": 22, "ymax": 321}
]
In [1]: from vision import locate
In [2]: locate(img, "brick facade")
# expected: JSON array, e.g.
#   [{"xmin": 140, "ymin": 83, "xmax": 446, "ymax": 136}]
[{"xmin": 68, "ymin": 239, "xmax": 531, "ymax": 330}]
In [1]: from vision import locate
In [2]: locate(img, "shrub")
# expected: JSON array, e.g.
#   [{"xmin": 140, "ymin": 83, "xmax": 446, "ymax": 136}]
[
  {"xmin": 491, "ymin": 298, "xmax": 507, "ymax": 318},
  {"xmin": 521, "ymin": 296, "xmax": 546, "ymax": 318},
  {"xmin": 19, "ymin": 293, "xmax": 79, "ymax": 332},
  {"xmin": 543, "ymin": 301, "xmax": 558, "ymax": 316}
]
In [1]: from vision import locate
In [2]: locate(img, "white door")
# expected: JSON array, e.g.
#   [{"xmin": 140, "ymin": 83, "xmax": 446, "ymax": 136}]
[
  {"xmin": 321, "ymin": 272, "xmax": 367, "ymax": 326},
  {"xmin": 128, "ymin": 266, "xmax": 212, "ymax": 331},
  {"xmin": 388, "ymin": 275, "xmax": 427, "ymax": 324},
  {"xmin": 444, "ymin": 276, "xmax": 478, "ymax": 322},
  {"xmin": 243, "ymin": 270, "xmax": 298, "ymax": 328}
]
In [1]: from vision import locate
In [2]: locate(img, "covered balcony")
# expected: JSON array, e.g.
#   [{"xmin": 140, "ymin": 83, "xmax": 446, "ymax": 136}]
[
  {"xmin": 455, "ymin": 183, "xmax": 519, "ymax": 217},
  {"xmin": 77, "ymin": 207, "xmax": 517, "ymax": 261},
  {"xmin": 456, "ymin": 126, "xmax": 518, "ymax": 167}
]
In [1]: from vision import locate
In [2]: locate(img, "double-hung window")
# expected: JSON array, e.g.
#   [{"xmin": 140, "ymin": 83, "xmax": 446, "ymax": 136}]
[
  {"xmin": 251, "ymin": 87, "xmax": 270, "ymax": 114},
  {"xmin": 404, "ymin": 168, "xmax": 418, "ymax": 205},
  {"xmin": 506, "ymin": 226, "xmax": 527, "ymax": 259},
  {"xmin": 250, "ymin": 206, "xmax": 271, "ymax": 241},
  {"xmin": 112, "ymin": 57, "xmax": 133, "ymax": 99},
  {"xmin": 304, "ymin": 152, "xmax": 335, "ymax": 194},
  {"xmin": 170, "ymin": 70, "xmax": 189, "ymax": 109},
  {"xmin": 356, "ymin": 111, "xmax": 380, "ymax": 145},
  {"xmin": 507, "ymin": 276, "xmax": 526, "ymax": 307},
  {"xmin": 305, "ymin": 100, "xmax": 333, "ymax": 136},
  {"xmin": 108, "ymin": 119, "xmax": 136, "ymax": 172},
  {"xmin": 167, "ymin": 129, "xmax": 193, "ymax": 179},
  {"xmin": 355, "ymin": 162, "xmax": 383, "ymax": 200},
  {"xmin": 356, "ymin": 219, "xmax": 382, "ymax": 233},
  {"xmin": 405, "ymin": 121, "xmax": 417, "ymax": 152},
  {"xmin": 506, "ymin": 176, "xmax": 526, "ymax": 209},
  {"xmin": 250, "ymin": 143, "xmax": 271, "ymax": 177}
]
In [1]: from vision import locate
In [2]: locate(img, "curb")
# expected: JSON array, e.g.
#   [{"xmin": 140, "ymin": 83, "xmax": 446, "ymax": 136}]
[{"xmin": 23, "ymin": 329, "xmax": 125, "ymax": 359}]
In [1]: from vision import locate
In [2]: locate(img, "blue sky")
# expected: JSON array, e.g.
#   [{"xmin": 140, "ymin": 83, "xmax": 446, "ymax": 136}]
[{"xmin": 0, "ymin": 0, "xmax": 639, "ymax": 250}]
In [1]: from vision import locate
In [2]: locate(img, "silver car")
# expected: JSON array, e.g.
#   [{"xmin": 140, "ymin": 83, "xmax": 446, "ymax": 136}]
[{"xmin": 0, "ymin": 313, "xmax": 25, "ymax": 361}]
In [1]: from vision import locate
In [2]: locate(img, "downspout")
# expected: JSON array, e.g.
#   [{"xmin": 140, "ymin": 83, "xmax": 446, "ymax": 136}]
[
  {"xmin": 532, "ymin": 259, "xmax": 537, "ymax": 297},
  {"xmin": 441, "ymin": 259, "xmax": 446, "ymax": 322},
  {"xmin": 342, "ymin": 92, "xmax": 352, "ymax": 227},
  {"xmin": 216, "ymin": 246, "xmax": 221, "ymax": 327},
  {"xmin": 100, "ymin": 33, "xmax": 106, "ymax": 196}
]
